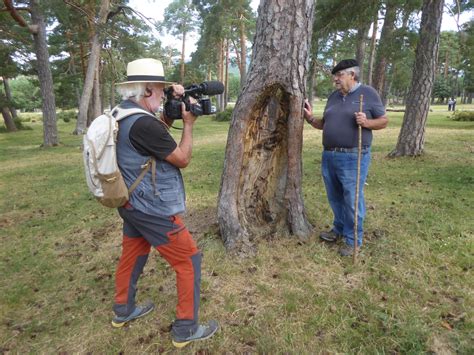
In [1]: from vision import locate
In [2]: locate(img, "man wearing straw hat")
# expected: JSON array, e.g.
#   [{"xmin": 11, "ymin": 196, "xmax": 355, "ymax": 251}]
[
  {"xmin": 112, "ymin": 58, "xmax": 218, "ymax": 348},
  {"xmin": 303, "ymin": 59, "xmax": 388, "ymax": 257}
]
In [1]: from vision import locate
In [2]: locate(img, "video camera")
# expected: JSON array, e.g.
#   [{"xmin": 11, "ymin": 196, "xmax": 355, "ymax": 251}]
[{"xmin": 164, "ymin": 81, "xmax": 225, "ymax": 120}]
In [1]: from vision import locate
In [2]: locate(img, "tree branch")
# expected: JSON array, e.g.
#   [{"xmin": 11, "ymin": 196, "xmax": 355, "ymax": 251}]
[{"xmin": 3, "ymin": 0, "xmax": 39, "ymax": 33}]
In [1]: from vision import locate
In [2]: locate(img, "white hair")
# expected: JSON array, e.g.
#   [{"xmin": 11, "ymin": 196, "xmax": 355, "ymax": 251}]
[
  {"xmin": 116, "ymin": 82, "xmax": 148, "ymax": 100},
  {"xmin": 344, "ymin": 66, "xmax": 360, "ymax": 82}
]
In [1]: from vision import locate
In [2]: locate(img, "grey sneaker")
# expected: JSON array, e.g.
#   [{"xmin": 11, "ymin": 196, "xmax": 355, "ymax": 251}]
[
  {"xmin": 320, "ymin": 229, "xmax": 342, "ymax": 242},
  {"xmin": 111, "ymin": 302, "xmax": 155, "ymax": 328},
  {"xmin": 339, "ymin": 244, "xmax": 359, "ymax": 257},
  {"xmin": 172, "ymin": 320, "xmax": 219, "ymax": 348}
]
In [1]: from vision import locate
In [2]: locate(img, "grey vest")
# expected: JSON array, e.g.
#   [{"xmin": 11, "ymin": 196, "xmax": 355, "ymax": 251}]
[{"xmin": 116, "ymin": 113, "xmax": 186, "ymax": 217}]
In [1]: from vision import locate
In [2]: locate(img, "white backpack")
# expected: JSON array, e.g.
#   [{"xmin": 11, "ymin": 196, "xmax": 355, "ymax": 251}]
[{"xmin": 83, "ymin": 106, "xmax": 156, "ymax": 208}]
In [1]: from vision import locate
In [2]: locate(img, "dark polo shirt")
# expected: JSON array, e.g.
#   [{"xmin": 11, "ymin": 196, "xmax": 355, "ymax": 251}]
[{"xmin": 322, "ymin": 84, "xmax": 385, "ymax": 149}]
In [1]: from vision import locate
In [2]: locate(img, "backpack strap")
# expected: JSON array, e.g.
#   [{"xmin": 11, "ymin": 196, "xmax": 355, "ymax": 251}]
[
  {"xmin": 109, "ymin": 105, "xmax": 170, "ymax": 130},
  {"xmin": 128, "ymin": 157, "xmax": 157, "ymax": 196}
]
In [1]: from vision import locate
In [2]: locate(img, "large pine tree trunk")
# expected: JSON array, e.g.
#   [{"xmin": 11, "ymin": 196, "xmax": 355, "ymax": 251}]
[
  {"xmin": 218, "ymin": 0, "xmax": 314, "ymax": 254},
  {"xmin": 74, "ymin": 0, "xmax": 110, "ymax": 134},
  {"xmin": 30, "ymin": 0, "xmax": 59, "ymax": 147},
  {"xmin": 389, "ymin": 0, "xmax": 444, "ymax": 157}
]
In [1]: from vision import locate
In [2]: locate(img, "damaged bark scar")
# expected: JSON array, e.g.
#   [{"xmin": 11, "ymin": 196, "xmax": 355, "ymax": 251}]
[{"xmin": 238, "ymin": 83, "xmax": 290, "ymax": 237}]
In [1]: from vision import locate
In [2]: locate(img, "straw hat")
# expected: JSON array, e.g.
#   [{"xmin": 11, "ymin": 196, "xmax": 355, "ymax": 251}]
[{"xmin": 116, "ymin": 58, "xmax": 174, "ymax": 85}]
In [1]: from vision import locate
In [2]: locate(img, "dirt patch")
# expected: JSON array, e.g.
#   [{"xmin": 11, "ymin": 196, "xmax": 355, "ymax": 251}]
[
  {"xmin": 183, "ymin": 207, "xmax": 219, "ymax": 238},
  {"xmin": 427, "ymin": 334, "xmax": 454, "ymax": 354}
]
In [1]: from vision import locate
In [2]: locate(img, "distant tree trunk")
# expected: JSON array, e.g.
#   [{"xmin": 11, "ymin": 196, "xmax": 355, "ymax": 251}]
[
  {"xmin": 74, "ymin": 0, "xmax": 110, "ymax": 135},
  {"xmin": 389, "ymin": 0, "xmax": 444, "ymax": 157},
  {"xmin": 218, "ymin": 0, "xmax": 315, "ymax": 255},
  {"xmin": 3, "ymin": 78, "xmax": 18, "ymax": 119},
  {"xmin": 355, "ymin": 22, "xmax": 370, "ymax": 83},
  {"xmin": 239, "ymin": 19, "xmax": 247, "ymax": 88},
  {"xmin": 30, "ymin": 0, "xmax": 59, "ymax": 147},
  {"xmin": 1, "ymin": 106, "xmax": 17, "ymax": 132},
  {"xmin": 367, "ymin": 11, "xmax": 378, "ymax": 86},
  {"xmin": 307, "ymin": 57, "xmax": 317, "ymax": 104},
  {"xmin": 110, "ymin": 79, "xmax": 116, "ymax": 108},
  {"xmin": 372, "ymin": 2, "xmax": 397, "ymax": 95},
  {"xmin": 225, "ymin": 39, "xmax": 229, "ymax": 107},
  {"xmin": 93, "ymin": 60, "xmax": 101, "ymax": 117},
  {"xmin": 217, "ymin": 39, "xmax": 225, "ymax": 112},
  {"xmin": 180, "ymin": 30, "xmax": 186, "ymax": 83}
]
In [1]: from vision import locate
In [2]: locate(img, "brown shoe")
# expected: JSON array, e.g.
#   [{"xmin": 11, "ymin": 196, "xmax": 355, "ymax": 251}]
[
  {"xmin": 338, "ymin": 244, "xmax": 359, "ymax": 257},
  {"xmin": 319, "ymin": 230, "xmax": 342, "ymax": 242}
]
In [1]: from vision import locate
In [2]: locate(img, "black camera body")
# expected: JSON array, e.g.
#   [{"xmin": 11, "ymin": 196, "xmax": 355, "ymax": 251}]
[{"xmin": 164, "ymin": 81, "xmax": 224, "ymax": 120}]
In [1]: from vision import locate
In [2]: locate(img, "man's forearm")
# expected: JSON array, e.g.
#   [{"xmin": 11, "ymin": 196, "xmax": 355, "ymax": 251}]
[
  {"xmin": 364, "ymin": 116, "xmax": 388, "ymax": 130},
  {"xmin": 178, "ymin": 123, "xmax": 194, "ymax": 161},
  {"xmin": 307, "ymin": 117, "xmax": 324, "ymax": 130}
]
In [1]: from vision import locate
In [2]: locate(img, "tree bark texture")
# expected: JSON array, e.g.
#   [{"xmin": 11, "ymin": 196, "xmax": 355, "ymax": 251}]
[
  {"xmin": 75, "ymin": 0, "xmax": 110, "ymax": 134},
  {"xmin": 30, "ymin": 0, "xmax": 59, "ymax": 146},
  {"xmin": 389, "ymin": 0, "xmax": 444, "ymax": 157},
  {"xmin": 218, "ymin": 0, "xmax": 314, "ymax": 254}
]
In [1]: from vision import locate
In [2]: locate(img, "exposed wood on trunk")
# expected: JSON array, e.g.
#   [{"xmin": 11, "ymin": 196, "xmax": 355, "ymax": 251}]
[{"xmin": 218, "ymin": 0, "xmax": 315, "ymax": 255}]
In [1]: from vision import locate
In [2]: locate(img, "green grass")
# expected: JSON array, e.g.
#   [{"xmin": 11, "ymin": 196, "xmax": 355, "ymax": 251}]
[{"xmin": 1, "ymin": 104, "xmax": 473, "ymax": 353}]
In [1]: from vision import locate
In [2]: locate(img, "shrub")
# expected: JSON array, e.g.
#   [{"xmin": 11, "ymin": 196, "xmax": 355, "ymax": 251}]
[
  {"xmin": 214, "ymin": 107, "xmax": 234, "ymax": 122},
  {"xmin": 17, "ymin": 113, "xmax": 42, "ymax": 123},
  {"xmin": 57, "ymin": 110, "xmax": 77, "ymax": 122},
  {"xmin": 14, "ymin": 118, "xmax": 33, "ymax": 130},
  {"xmin": 452, "ymin": 111, "xmax": 474, "ymax": 122}
]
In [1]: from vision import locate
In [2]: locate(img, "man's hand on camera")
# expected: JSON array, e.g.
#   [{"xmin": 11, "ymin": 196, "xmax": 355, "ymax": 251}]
[
  {"xmin": 170, "ymin": 84, "xmax": 185, "ymax": 98},
  {"xmin": 181, "ymin": 98, "xmax": 197, "ymax": 125}
]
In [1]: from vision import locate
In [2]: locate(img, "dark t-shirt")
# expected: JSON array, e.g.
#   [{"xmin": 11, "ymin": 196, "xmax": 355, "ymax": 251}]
[
  {"xmin": 120, "ymin": 100, "xmax": 177, "ymax": 160},
  {"xmin": 322, "ymin": 84, "xmax": 385, "ymax": 148}
]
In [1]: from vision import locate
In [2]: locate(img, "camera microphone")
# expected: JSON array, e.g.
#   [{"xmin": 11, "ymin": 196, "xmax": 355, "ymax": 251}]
[{"xmin": 198, "ymin": 81, "xmax": 225, "ymax": 96}]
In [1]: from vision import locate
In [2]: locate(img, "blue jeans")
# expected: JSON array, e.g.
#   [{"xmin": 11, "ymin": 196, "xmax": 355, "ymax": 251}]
[{"xmin": 321, "ymin": 149, "xmax": 371, "ymax": 247}]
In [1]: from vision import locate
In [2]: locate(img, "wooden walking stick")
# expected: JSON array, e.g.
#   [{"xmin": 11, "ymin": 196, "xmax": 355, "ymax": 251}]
[{"xmin": 353, "ymin": 94, "xmax": 364, "ymax": 264}]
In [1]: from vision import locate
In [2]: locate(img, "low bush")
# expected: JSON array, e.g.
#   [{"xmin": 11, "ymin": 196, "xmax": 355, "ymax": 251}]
[
  {"xmin": 452, "ymin": 110, "xmax": 474, "ymax": 121},
  {"xmin": 57, "ymin": 110, "xmax": 77, "ymax": 122},
  {"xmin": 17, "ymin": 113, "xmax": 42, "ymax": 123},
  {"xmin": 0, "ymin": 118, "xmax": 33, "ymax": 133},
  {"xmin": 214, "ymin": 107, "xmax": 233, "ymax": 122}
]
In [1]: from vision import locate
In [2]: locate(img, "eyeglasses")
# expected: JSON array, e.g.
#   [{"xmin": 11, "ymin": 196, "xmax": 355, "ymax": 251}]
[{"xmin": 333, "ymin": 71, "xmax": 349, "ymax": 78}]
